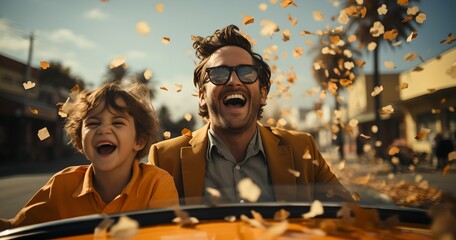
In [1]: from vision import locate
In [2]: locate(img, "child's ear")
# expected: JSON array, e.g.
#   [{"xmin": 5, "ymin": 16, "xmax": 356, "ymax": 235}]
[
  {"xmin": 134, "ymin": 136, "xmax": 146, "ymax": 152},
  {"xmin": 76, "ymin": 136, "xmax": 84, "ymax": 153}
]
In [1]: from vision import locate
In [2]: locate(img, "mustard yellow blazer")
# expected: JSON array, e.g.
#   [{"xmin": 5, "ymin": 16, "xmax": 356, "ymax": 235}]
[{"xmin": 149, "ymin": 123, "xmax": 352, "ymax": 205}]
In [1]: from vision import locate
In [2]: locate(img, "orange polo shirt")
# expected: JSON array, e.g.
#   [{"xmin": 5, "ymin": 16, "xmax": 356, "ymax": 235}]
[{"xmin": 2, "ymin": 161, "xmax": 178, "ymax": 229}]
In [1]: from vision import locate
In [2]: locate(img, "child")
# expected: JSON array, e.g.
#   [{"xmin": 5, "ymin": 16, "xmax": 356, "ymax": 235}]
[{"xmin": 0, "ymin": 82, "xmax": 178, "ymax": 230}]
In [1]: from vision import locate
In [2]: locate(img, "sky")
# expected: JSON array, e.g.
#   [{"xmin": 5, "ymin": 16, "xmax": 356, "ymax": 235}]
[{"xmin": 0, "ymin": 0, "xmax": 455, "ymax": 124}]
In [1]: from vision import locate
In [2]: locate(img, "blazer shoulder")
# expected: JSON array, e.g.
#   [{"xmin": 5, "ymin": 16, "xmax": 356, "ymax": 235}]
[{"xmin": 268, "ymin": 127, "xmax": 314, "ymax": 143}]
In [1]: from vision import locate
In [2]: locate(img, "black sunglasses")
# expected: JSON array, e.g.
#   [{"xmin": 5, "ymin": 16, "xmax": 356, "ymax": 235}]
[{"xmin": 205, "ymin": 64, "xmax": 259, "ymax": 85}]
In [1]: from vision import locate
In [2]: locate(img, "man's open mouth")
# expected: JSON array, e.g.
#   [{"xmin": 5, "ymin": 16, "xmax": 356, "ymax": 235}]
[{"xmin": 223, "ymin": 94, "xmax": 246, "ymax": 107}]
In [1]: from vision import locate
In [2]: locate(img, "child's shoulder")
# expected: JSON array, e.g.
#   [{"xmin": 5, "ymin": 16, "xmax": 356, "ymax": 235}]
[
  {"xmin": 52, "ymin": 165, "xmax": 90, "ymax": 179},
  {"xmin": 138, "ymin": 162, "xmax": 172, "ymax": 179}
]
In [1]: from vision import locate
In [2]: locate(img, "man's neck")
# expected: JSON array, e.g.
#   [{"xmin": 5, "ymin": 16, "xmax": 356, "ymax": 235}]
[{"xmin": 211, "ymin": 124, "xmax": 258, "ymax": 162}]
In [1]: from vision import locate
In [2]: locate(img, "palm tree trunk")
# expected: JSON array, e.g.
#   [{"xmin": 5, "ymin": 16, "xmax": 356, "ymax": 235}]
[
  {"xmin": 373, "ymin": 40, "xmax": 384, "ymax": 159},
  {"xmin": 335, "ymin": 91, "xmax": 345, "ymax": 161}
]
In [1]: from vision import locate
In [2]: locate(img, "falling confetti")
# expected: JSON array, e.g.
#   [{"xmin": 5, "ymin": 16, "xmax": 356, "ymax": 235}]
[
  {"xmin": 37, "ymin": 127, "xmax": 50, "ymax": 140},
  {"xmin": 163, "ymin": 131, "xmax": 171, "ymax": 139},
  {"xmin": 184, "ymin": 113, "xmax": 192, "ymax": 121},
  {"xmin": 302, "ymin": 200, "xmax": 324, "ymax": 219},
  {"xmin": 238, "ymin": 178, "xmax": 261, "ymax": 202},
  {"xmin": 288, "ymin": 169, "xmax": 301, "ymax": 177},
  {"xmin": 28, "ymin": 107, "xmax": 38, "ymax": 115},
  {"xmin": 243, "ymin": 16, "xmax": 255, "ymax": 25},
  {"xmin": 40, "ymin": 61, "xmax": 50, "ymax": 69},
  {"xmin": 440, "ymin": 33, "xmax": 455, "ymax": 44},
  {"xmin": 161, "ymin": 37, "xmax": 171, "ymax": 44},
  {"xmin": 109, "ymin": 215, "xmax": 138, "ymax": 239},
  {"xmin": 371, "ymin": 85, "xmax": 383, "ymax": 97},
  {"xmin": 109, "ymin": 56, "xmax": 125, "ymax": 69},
  {"xmin": 23, "ymin": 81, "xmax": 36, "ymax": 90},
  {"xmin": 143, "ymin": 69, "xmax": 153, "ymax": 80},
  {"xmin": 136, "ymin": 21, "xmax": 151, "ymax": 35},
  {"xmin": 155, "ymin": 3, "xmax": 164, "ymax": 13}
]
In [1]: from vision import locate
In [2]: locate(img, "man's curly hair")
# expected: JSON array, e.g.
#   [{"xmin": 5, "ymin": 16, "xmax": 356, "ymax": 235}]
[
  {"xmin": 192, "ymin": 24, "xmax": 271, "ymax": 119},
  {"xmin": 64, "ymin": 81, "xmax": 159, "ymax": 160}
]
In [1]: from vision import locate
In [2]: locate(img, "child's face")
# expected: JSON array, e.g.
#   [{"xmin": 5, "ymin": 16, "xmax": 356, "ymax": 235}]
[{"xmin": 80, "ymin": 97, "xmax": 145, "ymax": 173}]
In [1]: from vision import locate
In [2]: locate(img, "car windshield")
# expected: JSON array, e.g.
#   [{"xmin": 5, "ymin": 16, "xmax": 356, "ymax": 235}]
[{"xmin": 0, "ymin": 0, "xmax": 455, "ymax": 239}]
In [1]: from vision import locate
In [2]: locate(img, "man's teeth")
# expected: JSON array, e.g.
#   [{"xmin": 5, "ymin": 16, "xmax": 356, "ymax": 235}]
[{"xmin": 224, "ymin": 94, "xmax": 245, "ymax": 101}]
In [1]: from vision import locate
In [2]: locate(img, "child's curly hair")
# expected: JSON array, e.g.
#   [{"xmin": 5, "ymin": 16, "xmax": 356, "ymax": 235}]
[{"xmin": 64, "ymin": 81, "xmax": 159, "ymax": 159}]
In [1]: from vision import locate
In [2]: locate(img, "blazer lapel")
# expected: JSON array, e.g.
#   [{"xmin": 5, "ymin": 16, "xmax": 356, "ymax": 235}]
[
  {"xmin": 259, "ymin": 125, "xmax": 297, "ymax": 201},
  {"xmin": 180, "ymin": 124, "xmax": 209, "ymax": 205}
]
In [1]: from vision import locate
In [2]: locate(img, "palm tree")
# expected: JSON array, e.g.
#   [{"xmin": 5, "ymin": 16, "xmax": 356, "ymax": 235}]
[
  {"xmin": 312, "ymin": 31, "xmax": 360, "ymax": 161},
  {"xmin": 342, "ymin": 0, "xmax": 422, "ymax": 158}
]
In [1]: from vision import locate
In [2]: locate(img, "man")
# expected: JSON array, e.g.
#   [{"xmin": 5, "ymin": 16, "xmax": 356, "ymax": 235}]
[{"xmin": 149, "ymin": 24, "xmax": 353, "ymax": 205}]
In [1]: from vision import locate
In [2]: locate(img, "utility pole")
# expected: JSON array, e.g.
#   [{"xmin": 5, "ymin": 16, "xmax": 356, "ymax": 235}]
[{"xmin": 24, "ymin": 32, "xmax": 34, "ymax": 83}]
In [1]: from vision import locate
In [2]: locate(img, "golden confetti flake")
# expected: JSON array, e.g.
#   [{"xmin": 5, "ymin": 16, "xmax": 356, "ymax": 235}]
[
  {"xmin": 181, "ymin": 128, "xmax": 192, "ymax": 137},
  {"xmin": 448, "ymin": 151, "xmax": 456, "ymax": 161},
  {"xmin": 384, "ymin": 61, "xmax": 396, "ymax": 69},
  {"xmin": 143, "ymin": 69, "xmax": 153, "ymax": 80},
  {"xmin": 407, "ymin": 6, "xmax": 420, "ymax": 15},
  {"xmin": 354, "ymin": 59, "xmax": 366, "ymax": 68},
  {"xmin": 371, "ymin": 125, "xmax": 378, "ymax": 133},
  {"xmin": 136, "ymin": 21, "xmax": 151, "ymax": 35},
  {"xmin": 384, "ymin": 29, "xmax": 398, "ymax": 41},
  {"xmin": 206, "ymin": 187, "xmax": 221, "ymax": 199},
  {"xmin": 173, "ymin": 209, "xmax": 199, "ymax": 227},
  {"xmin": 109, "ymin": 56, "xmax": 125, "ymax": 69},
  {"xmin": 160, "ymin": 87, "xmax": 168, "ymax": 91},
  {"xmin": 397, "ymin": 0, "xmax": 409, "ymax": 6},
  {"xmin": 155, "ymin": 3, "xmax": 164, "ymax": 13},
  {"xmin": 371, "ymin": 85, "xmax": 383, "ymax": 97},
  {"xmin": 29, "ymin": 107, "xmax": 38, "ymax": 115},
  {"xmin": 37, "ymin": 127, "xmax": 50, "ymax": 141},
  {"xmin": 282, "ymin": 29, "xmax": 291, "ymax": 41},
  {"xmin": 302, "ymin": 149, "xmax": 312, "ymax": 159},
  {"xmin": 337, "ymin": 11, "xmax": 349, "ymax": 24},
  {"xmin": 302, "ymin": 200, "xmax": 324, "ymax": 219},
  {"xmin": 360, "ymin": 133, "xmax": 370, "ymax": 139},
  {"xmin": 352, "ymin": 192, "xmax": 361, "ymax": 201},
  {"xmin": 407, "ymin": 31, "xmax": 418, "ymax": 42},
  {"xmin": 377, "ymin": 4, "xmax": 388, "ymax": 15},
  {"xmin": 403, "ymin": 52, "xmax": 418, "ymax": 61},
  {"xmin": 280, "ymin": 0, "xmax": 297, "ymax": 8},
  {"xmin": 259, "ymin": 3, "xmax": 268, "ymax": 11},
  {"xmin": 413, "ymin": 66, "xmax": 424, "ymax": 72},
  {"xmin": 415, "ymin": 128, "xmax": 430, "ymax": 140},
  {"xmin": 379, "ymin": 105, "xmax": 394, "ymax": 115},
  {"xmin": 243, "ymin": 16, "xmax": 255, "ymax": 25},
  {"xmin": 163, "ymin": 131, "xmax": 171, "ymax": 139},
  {"xmin": 173, "ymin": 83, "xmax": 182, "ymax": 92},
  {"xmin": 402, "ymin": 15, "xmax": 413, "ymax": 23},
  {"xmin": 23, "ymin": 81, "xmax": 36, "ymax": 90},
  {"xmin": 367, "ymin": 42, "xmax": 377, "ymax": 52},
  {"xmin": 110, "ymin": 215, "xmax": 138, "ymax": 239},
  {"xmin": 440, "ymin": 33, "xmax": 456, "ymax": 44},
  {"xmin": 442, "ymin": 164, "xmax": 451, "ymax": 175},
  {"xmin": 260, "ymin": 20, "xmax": 280, "ymax": 37},
  {"xmin": 293, "ymin": 46, "xmax": 304, "ymax": 58},
  {"xmin": 313, "ymin": 11, "xmax": 325, "ymax": 21},
  {"xmin": 370, "ymin": 21, "xmax": 385, "ymax": 37},
  {"xmin": 238, "ymin": 178, "xmax": 261, "ymax": 202},
  {"xmin": 161, "ymin": 37, "xmax": 171, "ymax": 44},
  {"xmin": 184, "ymin": 113, "xmax": 192, "ymax": 122},
  {"xmin": 388, "ymin": 146, "xmax": 400, "ymax": 156},
  {"xmin": 400, "ymin": 82, "xmax": 409, "ymax": 90},
  {"xmin": 40, "ymin": 61, "xmax": 50, "ymax": 69},
  {"xmin": 288, "ymin": 169, "xmax": 300, "ymax": 177},
  {"xmin": 415, "ymin": 13, "xmax": 427, "ymax": 24}
]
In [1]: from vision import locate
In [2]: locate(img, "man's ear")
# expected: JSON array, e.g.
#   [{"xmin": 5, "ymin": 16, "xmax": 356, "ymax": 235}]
[
  {"xmin": 199, "ymin": 88, "xmax": 206, "ymax": 108},
  {"xmin": 260, "ymin": 86, "xmax": 267, "ymax": 105}
]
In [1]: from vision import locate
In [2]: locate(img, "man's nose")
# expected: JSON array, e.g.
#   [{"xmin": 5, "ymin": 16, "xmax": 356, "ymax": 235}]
[{"xmin": 226, "ymin": 69, "xmax": 242, "ymax": 86}]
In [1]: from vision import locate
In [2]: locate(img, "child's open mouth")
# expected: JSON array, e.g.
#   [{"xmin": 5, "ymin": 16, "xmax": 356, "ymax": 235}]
[{"xmin": 96, "ymin": 143, "xmax": 117, "ymax": 155}]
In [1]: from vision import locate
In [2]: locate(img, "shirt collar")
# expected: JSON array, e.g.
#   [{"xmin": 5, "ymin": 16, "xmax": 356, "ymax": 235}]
[
  {"xmin": 73, "ymin": 160, "xmax": 142, "ymax": 198},
  {"xmin": 206, "ymin": 126, "xmax": 266, "ymax": 162}
]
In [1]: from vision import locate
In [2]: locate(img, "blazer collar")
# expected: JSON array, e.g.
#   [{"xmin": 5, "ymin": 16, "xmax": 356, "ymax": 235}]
[
  {"xmin": 180, "ymin": 123, "xmax": 210, "ymax": 205},
  {"xmin": 259, "ymin": 125, "xmax": 297, "ymax": 201}
]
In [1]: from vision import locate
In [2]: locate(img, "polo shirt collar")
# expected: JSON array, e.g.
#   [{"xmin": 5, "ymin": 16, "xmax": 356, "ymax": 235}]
[{"xmin": 73, "ymin": 160, "xmax": 141, "ymax": 198}]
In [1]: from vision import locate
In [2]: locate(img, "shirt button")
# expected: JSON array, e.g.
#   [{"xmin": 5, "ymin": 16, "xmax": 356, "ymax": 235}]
[
  {"xmin": 235, "ymin": 165, "xmax": 241, "ymax": 170},
  {"xmin": 240, "ymin": 200, "xmax": 245, "ymax": 204}
]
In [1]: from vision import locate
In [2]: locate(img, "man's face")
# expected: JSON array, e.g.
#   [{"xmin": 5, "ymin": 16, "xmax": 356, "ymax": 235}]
[{"xmin": 199, "ymin": 46, "xmax": 267, "ymax": 133}]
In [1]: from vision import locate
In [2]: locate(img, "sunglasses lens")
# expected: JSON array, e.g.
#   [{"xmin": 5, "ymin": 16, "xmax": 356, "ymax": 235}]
[
  {"xmin": 208, "ymin": 68, "xmax": 230, "ymax": 85},
  {"xmin": 237, "ymin": 65, "xmax": 258, "ymax": 83}
]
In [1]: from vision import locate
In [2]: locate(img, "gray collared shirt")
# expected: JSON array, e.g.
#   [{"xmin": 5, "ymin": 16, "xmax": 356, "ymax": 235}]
[{"xmin": 202, "ymin": 127, "xmax": 275, "ymax": 204}]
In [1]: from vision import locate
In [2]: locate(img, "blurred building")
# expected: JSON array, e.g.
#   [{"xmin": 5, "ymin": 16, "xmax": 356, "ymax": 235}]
[
  {"xmin": 347, "ymin": 46, "xmax": 456, "ymax": 156},
  {"xmin": 0, "ymin": 54, "xmax": 70, "ymax": 164}
]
